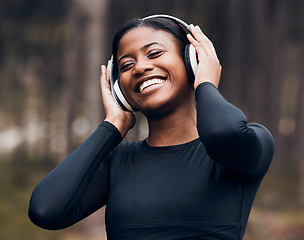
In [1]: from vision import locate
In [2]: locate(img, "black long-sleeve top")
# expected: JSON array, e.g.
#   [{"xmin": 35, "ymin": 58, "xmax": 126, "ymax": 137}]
[{"xmin": 29, "ymin": 82, "xmax": 275, "ymax": 239}]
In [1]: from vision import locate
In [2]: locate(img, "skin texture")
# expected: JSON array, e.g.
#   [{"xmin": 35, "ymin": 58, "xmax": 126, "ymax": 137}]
[{"xmin": 100, "ymin": 24, "xmax": 222, "ymax": 146}]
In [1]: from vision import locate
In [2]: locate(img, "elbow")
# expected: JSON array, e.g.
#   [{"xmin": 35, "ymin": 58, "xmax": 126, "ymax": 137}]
[
  {"xmin": 28, "ymin": 205, "xmax": 46, "ymax": 229},
  {"xmin": 199, "ymin": 119, "xmax": 247, "ymax": 149},
  {"xmin": 28, "ymin": 200, "xmax": 65, "ymax": 230},
  {"xmin": 199, "ymin": 121, "xmax": 261, "ymax": 165}
]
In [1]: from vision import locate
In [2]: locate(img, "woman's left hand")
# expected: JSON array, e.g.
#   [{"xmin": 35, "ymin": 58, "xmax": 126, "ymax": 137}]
[{"xmin": 187, "ymin": 25, "xmax": 222, "ymax": 89}]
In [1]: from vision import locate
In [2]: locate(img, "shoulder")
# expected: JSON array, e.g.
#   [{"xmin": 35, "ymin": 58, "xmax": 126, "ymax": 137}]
[
  {"xmin": 116, "ymin": 140, "xmax": 141, "ymax": 151},
  {"xmin": 106, "ymin": 140, "xmax": 142, "ymax": 160}
]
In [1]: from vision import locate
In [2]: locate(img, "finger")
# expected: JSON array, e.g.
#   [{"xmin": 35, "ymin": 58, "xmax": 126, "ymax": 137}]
[
  {"xmin": 189, "ymin": 24, "xmax": 218, "ymax": 57},
  {"xmin": 195, "ymin": 25, "xmax": 218, "ymax": 58},
  {"xmin": 187, "ymin": 33, "xmax": 209, "ymax": 59},
  {"xmin": 100, "ymin": 65, "xmax": 106, "ymax": 81},
  {"xmin": 187, "ymin": 33, "xmax": 201, "ymax": 50},
  {"xmin": 107, "ymin": 60, "xmax": 112, "ymax": 82},
  {"xmin": 101, "ymin": 64, "xmax": 112, "ymax": 94},
  {"xmin": 190, "ymin": 25, "xmax": 213, "ymax": 51},
  {"xmin": 191, "ymin": 25, "xmax": 211, "ymax": 42},
  {"xmin": 100, "ymin": 65, "xmax": 106, "ymax": 94},
  {"xmin": 100, "ymin": 65, "xmax": 104, "ymax": 86}
]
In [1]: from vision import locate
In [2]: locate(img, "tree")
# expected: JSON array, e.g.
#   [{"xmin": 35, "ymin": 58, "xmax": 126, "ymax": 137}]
[{"xmin": 62, "ymin": 0, "xmax": 110, "ymax": 238}]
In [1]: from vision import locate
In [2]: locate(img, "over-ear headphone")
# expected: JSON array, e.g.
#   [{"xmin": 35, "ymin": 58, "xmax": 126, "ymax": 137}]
[{"xmin": 110, "ymin": 14, "xmax": 198, "ymax": 112}]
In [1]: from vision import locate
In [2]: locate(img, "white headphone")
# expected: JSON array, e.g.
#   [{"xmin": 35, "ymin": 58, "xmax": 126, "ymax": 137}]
[{"xmin": 110, "ymin": 14, "xmax": 198, "ymax": 111}]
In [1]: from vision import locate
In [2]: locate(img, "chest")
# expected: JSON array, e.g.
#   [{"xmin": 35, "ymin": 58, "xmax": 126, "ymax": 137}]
[{"xmin": 105, "ymin": 147, "xmax": 244, "ymax": 225}]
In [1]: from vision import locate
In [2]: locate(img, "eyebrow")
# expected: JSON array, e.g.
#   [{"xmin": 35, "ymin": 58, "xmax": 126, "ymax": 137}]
[{"xmin": 118, "ymin": 42, "xmax": 164, "ymax": 63}]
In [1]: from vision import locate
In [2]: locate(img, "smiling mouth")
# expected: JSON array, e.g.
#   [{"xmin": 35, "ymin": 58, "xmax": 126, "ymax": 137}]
[{"xmin": 139, "ymin": 78, "xmax": 166, "ymax": 93}]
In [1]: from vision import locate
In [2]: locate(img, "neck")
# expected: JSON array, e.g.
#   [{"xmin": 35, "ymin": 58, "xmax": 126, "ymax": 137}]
[{"xmin": 146, "ymin": 99, "xmax": 199, "ymax": 147}]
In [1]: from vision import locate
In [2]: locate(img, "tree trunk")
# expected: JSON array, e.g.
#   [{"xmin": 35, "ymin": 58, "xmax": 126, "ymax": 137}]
[
  {"xmin": 80, "ymin": 0, "xmax": 109, "ymax": 133},
  {"xmin": 62, "ymin": 2, "xmax": 79, "ymax": 156},
  {"xmin": 296, "ymin": 1, "xmax": 304, "ymax": 205},
  {"xmin": 62, "ymin": 0, "xmax": 110, "ymax": 238}
]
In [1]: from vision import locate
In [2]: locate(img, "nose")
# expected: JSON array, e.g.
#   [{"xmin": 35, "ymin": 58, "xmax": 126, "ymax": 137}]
[{"xmin": 134, "ymin": 57, "xmax": 154, "ymax": 76}]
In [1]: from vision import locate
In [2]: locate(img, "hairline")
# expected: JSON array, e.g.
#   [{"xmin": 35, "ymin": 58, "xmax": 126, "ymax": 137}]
[
  {"xmin": 112, "ymin": 19, "xmax": 186, "ymax": 65},
  {"xmin": 116, "ymin": 26, "xmax": 182, "ymax": 61}
]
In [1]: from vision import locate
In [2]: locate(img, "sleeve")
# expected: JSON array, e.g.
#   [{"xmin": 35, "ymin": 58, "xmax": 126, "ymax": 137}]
[
  {"xmin": 28, "ymin": 121, "xmax": 122, "ymax": 230},
  {"xmin": 195, "ymin": 82, "xmax": 275, "ymax": 180}
]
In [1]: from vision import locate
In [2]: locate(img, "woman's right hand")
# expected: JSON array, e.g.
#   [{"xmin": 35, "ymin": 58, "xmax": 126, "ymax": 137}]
[{"xmin": 100, "ymin": 61, "xmax": 135, "ymax": 138}]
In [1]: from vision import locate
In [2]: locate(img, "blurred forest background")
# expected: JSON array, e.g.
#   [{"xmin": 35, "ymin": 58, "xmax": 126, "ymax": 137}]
[{"xmin": 0, "ymin": 0, "xmax": 304, "ymax": 239}]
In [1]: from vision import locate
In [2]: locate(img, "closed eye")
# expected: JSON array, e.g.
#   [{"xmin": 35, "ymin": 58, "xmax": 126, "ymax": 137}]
[
  {"xmin": 147, "ymin": 50, "xmax": 163, "ymax": 58},
  {"xmin": 120, "ymin": 61, "xmax": 134, "ymax": 72}
]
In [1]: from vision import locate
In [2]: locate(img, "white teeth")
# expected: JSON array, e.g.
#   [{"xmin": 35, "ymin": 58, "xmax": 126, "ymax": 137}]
[{"xmin": 139, "ymin": 78, "xmax": 165, "ymax": 93}]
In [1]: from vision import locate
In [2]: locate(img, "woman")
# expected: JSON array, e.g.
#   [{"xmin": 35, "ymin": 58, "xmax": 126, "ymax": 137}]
[{"xmin": 29, "ymin": 15, "xmax": 274, "ymax": 239}]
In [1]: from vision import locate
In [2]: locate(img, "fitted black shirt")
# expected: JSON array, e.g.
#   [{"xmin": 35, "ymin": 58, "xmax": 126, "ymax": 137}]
[{"xmin": 29, "ymin": 82, "xmax": 274, "ymax": 239}]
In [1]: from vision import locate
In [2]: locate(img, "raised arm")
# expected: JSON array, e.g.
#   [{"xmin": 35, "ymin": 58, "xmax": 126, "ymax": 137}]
[
  {"xmin": 196, "ymin": 82, "xmax": 274, "ymax": 179},
  {"xmin": 188, "ymin": 24, "xmax": 274, "ymax": 179},
  {"xmin": 28, "ymin": 63, "xmax": 131, "ymax": 230}
]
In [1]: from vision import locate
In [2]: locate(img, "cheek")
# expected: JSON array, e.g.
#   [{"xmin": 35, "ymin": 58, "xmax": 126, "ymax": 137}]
[
  {"xmin": 119, "ymin": 69, "xmax": 133, "ymax": 89},
  {"xmin": 119, "ymin": 79, "xmax": 130, "ymax": 97},
  {"xmin": 169, "ymin": 58, "xmax": 189, "ymax": 84}
]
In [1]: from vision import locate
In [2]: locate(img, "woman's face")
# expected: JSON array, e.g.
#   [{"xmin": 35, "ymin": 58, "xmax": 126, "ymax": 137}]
[{"xmin": 117, "ymin": 27, "xmax": 192, "ymax": 118}]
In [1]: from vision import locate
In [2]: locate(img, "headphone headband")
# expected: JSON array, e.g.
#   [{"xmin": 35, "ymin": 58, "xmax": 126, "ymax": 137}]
[{"xmin": 142, "ymin": 14, "xmax": 190, "ymax": 31}]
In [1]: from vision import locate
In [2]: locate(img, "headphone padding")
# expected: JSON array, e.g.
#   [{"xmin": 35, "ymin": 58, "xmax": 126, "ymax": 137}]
[
  {"xmin": 113, "ymin": 80, "xmax": 134, "ymax": 112},
  {"xmin": 184, "ymin": 44, "xmax": 198, "ymax": 83},
  {"xmin": 109, "ymin": 57, "xmax": 134, "ymax": 111}
]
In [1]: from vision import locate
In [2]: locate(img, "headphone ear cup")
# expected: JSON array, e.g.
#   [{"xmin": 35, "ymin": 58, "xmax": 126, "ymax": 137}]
[
  {"xmin": 109, "ymin": 57, "xmax": 134, "ymax": 112},
  {"xmin": 184, "ymin": 44, "xmax": 198, "ymax": 83}
]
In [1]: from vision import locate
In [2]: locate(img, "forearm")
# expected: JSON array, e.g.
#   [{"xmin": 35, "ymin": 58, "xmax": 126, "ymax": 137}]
[
  {"xmin": 196, "ymin": 82, "xmax": 274, "ymax": 178},
  {"xmin": 28, "ymin": 121, "xmax": 122, "ymax": 229}
]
